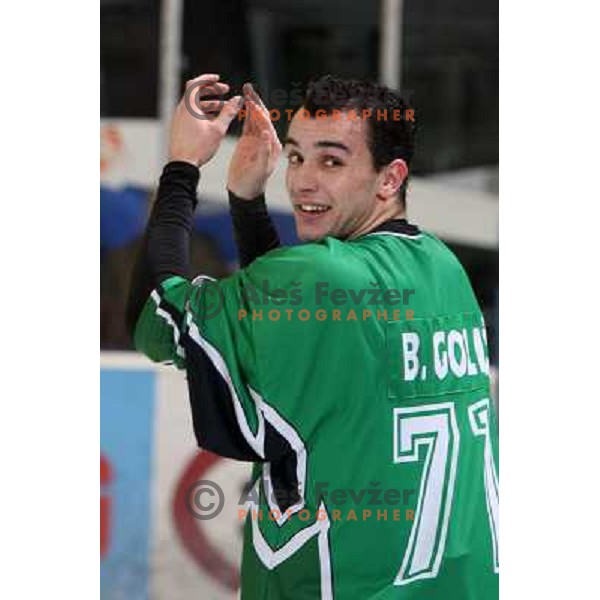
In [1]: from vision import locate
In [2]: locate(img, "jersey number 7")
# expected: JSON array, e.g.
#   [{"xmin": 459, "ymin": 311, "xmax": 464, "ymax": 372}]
[{"xmin": 392, "ymin": 399, "xmax": 499, "ymax": 586}]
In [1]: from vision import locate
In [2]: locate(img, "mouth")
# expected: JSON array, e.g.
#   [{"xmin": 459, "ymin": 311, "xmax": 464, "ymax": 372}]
[{"xmin": 293, "ymin": 203, "xmax": 332, "ymax": 216}]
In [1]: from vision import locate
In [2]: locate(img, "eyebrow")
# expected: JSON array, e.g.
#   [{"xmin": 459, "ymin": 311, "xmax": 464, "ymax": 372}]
[{"xmin": 283, "ymin": 137, "xmax": 352, "ymax": 154}]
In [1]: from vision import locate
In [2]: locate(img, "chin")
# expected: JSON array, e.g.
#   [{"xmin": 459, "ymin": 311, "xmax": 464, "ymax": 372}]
[{"xmin": 295, "ymin": 213, "xmax": 341, "ymax": 241}]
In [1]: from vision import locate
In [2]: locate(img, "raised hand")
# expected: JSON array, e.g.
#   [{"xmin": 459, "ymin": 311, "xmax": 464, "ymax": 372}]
[
  {"xmin": 168, "ymin": 73, "xmax": 242, "ymax": 168},
  {"xmin": 227, "ymin": 83, "xmax": 282, "ymax": 199}
]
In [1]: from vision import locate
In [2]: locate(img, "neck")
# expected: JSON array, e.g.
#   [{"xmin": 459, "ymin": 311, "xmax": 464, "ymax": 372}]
[{"xmin": 348, "ymin": 204, "xmax": 406, "ymax": 239}]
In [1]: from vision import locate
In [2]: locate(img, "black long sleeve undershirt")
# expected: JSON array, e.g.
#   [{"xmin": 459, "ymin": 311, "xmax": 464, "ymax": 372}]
[
  {"xmin": 126, "ymin": 161, "xmax": 200, "ymax": 339},
  {"xmin": 126, "ymin": 161, "xmax": 282, "ymax": 341},
  {"xmin": 125, "ymin": 163, "xmax": 292, "ymax": 465},
  {"xmin": 227, "ymin": 191, "xmax": 281, "ymax": 267}
]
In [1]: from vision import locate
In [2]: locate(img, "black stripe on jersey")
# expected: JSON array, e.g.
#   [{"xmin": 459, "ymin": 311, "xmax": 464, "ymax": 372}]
[
  {"xmin": 265, "ymin": 424, "xmax": 302, "ymax": 512},
  {"xmin": 181, "ymin": 332, "xmax": 263, "ymax": 461},
  {"xmin": 179, "ymin": 330, "xmax": 302, "ymax": 472}
]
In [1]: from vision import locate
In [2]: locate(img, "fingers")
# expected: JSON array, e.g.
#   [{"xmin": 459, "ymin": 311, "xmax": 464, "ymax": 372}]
[
  {"xmin": 246, "ymin": 99, "xmax": 272, "ymax": 134},
  {"xmin": 185, "ymin": 73, "xmax": 220, "ymax": 89},
  {"xmin": 187, "ymin": 79, "xmax": 230, "ymax": 114},
  {"xmin": 242, "ymin": 99, "xmax": 257, "ymax": 135},
  {"xmin": 240, "ymin": 90, "xmax": 282, "ymax": 161},
  {"xmin": 242, "ymin": 99, "xmax": 267, "ymax": 136},
  {"xmin": 244, "ymin": 100, "xmax": 282, "ymax": 166},
  {"xmin": 216, "ymin": 95, "xmax": 243, "ymax": 133},
  {"xmin": 195, "ymin": 82, "xmax": 230, "ymax": 97},
  {"xmin": 259, "ymin": 130, "xmax": 282, "ymax": 175},
  {"xmin": 242, "ymin": 82, "xmax": 253, "ymax": 97},
  {"xmin": 184, "ymin": 78, "xmax": 271, "ymax": 125},
  {"xmin": 197, "ymin": 100, "xmax": 223, "ymax": 114},
  {"xmin": 244, "ymin": 83, "xmax": 269, "ymax": 116},
  {"xmin": 260, "ymin": 130, "xmax": 273, "ymax": 157},
  {"xmin": 242, "ymin": 83, "xmax": 271, "ymax": 134},
  {"xmin": 247, "ymin": 91, "xmax": 279, "ymax": 144},
  {"xmin": 196, "ymin": 93, "xmax": 231, "ymax": 115},
  {"xmin": 245, "ymin": 100, "xmax": 265, "ymax": 135}
]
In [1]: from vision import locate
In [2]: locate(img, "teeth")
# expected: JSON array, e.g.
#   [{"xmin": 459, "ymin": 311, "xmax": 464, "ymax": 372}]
[{"xmin": 299, "ymin": 205, "xmax": 329, "ymax": 213}]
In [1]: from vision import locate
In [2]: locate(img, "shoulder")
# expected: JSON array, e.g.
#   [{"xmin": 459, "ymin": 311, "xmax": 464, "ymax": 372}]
[{"xmin": 419, "ymin": 231, "xmax": 471, "ymax": 273}]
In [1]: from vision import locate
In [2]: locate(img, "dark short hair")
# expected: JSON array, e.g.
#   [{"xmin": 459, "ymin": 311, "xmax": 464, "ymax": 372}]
[{"xmin": 299, "ymin": 75, "xmax": 415, "ymax": 204}]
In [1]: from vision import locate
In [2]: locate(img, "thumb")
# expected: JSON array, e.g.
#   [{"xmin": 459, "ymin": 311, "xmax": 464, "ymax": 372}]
[{"xmin": 217, "ymin": 96, "xmax": 243, "ymax": 133}]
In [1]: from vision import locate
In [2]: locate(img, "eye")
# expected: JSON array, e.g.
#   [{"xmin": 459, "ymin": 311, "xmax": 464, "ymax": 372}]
[
  {"xmin": 322, "ymin": 156, "xmax": 344, "ymax": 168},
  {"xmin": 287, "ymin": 152, "xmax": 303, "ymax": 166}
]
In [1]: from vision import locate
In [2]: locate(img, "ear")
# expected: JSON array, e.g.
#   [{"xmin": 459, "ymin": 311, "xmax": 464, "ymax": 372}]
[{"xmin": 376, "ymin": 159, "xmax": 408, "ymax": 200}]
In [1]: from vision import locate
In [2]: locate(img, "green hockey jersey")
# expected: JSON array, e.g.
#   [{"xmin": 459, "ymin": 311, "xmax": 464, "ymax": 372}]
[{"xmin": 134, "ymin": 224, "xmax": 499, "ymax": 599}]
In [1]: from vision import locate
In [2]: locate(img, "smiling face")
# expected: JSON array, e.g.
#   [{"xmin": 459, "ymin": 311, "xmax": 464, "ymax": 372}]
[{"xmin": 284, "ymin": 112, "xmax": 404, "ymax": 242}]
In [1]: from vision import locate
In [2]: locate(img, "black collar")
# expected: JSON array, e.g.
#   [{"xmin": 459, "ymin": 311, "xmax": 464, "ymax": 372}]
[{"xmin": 368, "ymin": 218, "xmax": 421, "ymax": 237}]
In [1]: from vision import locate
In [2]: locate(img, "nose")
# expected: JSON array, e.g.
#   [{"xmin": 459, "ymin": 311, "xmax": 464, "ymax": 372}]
[{"xmin": 287, "ymin": 161, "xmax": 319, "ymax": 197}]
